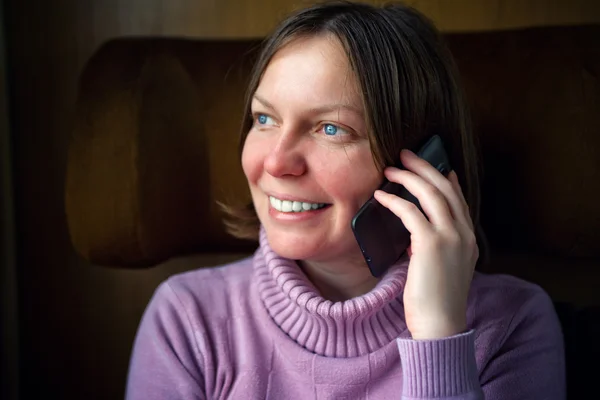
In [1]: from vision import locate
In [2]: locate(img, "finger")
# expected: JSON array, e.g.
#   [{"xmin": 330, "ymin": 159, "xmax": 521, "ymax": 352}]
[
  {"xmin": 373, "ymin": 189, "xmax": 432, "ymax": 237},
  {"xmin": 400, "ymin": 149, "xmax": 470, "ymax": 229},
  {"xmin": 382, "ymin": 167, "xmax": 453, "ymax": 228},
  {"xmin": 448, "ymin": 171, "xmax": 474, "ymax": 231},
  {"xmin": 448, "ymin": 170, "xmax": 467, "ymax": 205}
]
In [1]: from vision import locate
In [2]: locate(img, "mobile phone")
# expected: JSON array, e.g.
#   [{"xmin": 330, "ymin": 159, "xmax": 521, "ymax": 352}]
[{"xmin": 351, "ymin": 135, "xmax": 452, "ymax": 277}]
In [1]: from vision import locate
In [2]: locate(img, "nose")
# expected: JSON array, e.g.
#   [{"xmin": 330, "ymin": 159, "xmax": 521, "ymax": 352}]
[{"xmin": 263, "ymin": 130, "xmax": 307, "ymax": 178}]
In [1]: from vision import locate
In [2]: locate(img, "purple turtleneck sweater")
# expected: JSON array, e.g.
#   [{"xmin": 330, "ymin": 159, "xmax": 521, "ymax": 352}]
[{"xmin": 126, "ymin": 230, "xmax": 565, "ymax": 399}]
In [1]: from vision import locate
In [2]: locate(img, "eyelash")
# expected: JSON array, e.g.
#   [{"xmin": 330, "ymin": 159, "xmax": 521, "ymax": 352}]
[{"xmin": 252, "ymin": 113, "xmax": 352, "ymax": 138}]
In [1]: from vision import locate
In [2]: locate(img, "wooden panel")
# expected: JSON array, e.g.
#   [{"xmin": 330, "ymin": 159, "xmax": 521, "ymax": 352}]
[
  {"xmin": 81, "ymin": 0, "xmax": 600, "ymax": 40},
  {"xmin": 0, "ymin": 3, "xmax": 19, "ymax": 400},
  {"xmin": 447, "ymin": 26, "xmax": 600, "ymax": 259}
]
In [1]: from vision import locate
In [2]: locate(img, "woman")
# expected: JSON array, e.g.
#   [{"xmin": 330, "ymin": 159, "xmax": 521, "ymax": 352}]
[{"xmin": 126, "ymin": 2, "xmax": 565, "ymax": 399}]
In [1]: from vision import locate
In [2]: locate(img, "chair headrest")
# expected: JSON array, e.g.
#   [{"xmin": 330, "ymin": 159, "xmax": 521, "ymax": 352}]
[{"xmin": 65, "ymin": 39, "xmax": 256, "ymax": 267}]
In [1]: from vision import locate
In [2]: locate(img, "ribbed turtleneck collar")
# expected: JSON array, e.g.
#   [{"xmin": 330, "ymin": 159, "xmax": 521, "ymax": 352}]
[{"xmin": 254, "ymin": 227, "xmax": 409, "ymax": 358}]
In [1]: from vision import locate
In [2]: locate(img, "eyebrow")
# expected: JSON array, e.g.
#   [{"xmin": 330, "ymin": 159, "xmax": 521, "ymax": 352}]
[{"xmin": 252, "ymin": 94, "xmax": 363, "ymax": 117}]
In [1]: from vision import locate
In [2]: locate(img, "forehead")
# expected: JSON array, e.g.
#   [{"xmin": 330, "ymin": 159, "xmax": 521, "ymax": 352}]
[{"xmin": 257, "ymin": 34, "xmax": 362, "ymax": 106}]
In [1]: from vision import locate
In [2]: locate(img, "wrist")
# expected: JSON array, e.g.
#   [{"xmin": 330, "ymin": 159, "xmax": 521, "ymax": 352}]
[{"xmin": 409, "ymin": 318, "xmax": 466, "ymax": 340}]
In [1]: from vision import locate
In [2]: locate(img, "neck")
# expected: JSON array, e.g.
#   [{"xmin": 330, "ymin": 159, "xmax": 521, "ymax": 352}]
[{"xmin": 300, "ymin": 258, "xmax": 380, "ymax": 302}]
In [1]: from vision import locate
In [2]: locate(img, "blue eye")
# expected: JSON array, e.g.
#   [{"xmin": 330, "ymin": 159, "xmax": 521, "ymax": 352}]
[
  {"xmin": 256, "ymin": 114, "xmax": 275, "ymax": 126},
  {"xmin": 322, "ymin": 123, "xmax": 350, "ymax": 137},
  {"xmin": 324, "ymin": 124, "xmax": 338, "ymax": 135}
]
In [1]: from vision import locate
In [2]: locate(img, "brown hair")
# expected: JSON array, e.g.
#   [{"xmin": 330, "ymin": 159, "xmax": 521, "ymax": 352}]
[{"xmin": 222, "ymin": 1, "xmax": 488, "ymax": 262}]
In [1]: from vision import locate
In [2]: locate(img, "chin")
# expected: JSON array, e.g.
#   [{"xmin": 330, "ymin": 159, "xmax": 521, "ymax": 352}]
[
  {"xmin": 265, "ymin": 230, "xmax": 322, "ymax": 261},
  {"xmin": 264, "ymin": 224, "xmax": 359, "ymax": 264}
]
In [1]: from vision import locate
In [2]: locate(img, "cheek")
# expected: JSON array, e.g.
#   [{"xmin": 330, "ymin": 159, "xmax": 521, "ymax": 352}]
[
  {"xmin": 319, "ymin": 152, "xmax": 382, "ymax": 207},
  {"xmin": 241, "ymin": 135, "xmax": 263, "ymax": 184}
]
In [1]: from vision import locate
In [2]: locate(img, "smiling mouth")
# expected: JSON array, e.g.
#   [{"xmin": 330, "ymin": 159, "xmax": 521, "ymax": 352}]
[{"xmin": 269, "ymin": 196, "xmax": 330, "ymax": 213}]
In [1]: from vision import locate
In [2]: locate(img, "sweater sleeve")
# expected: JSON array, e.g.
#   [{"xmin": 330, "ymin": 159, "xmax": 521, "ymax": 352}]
[
  {"xmin": 126, "ymin": 281, "xmax": 206, "ymax": 400},
  {"xmin": 396, "ymin": 288, "xmax": 566, "ymax": 400},
  {"xmin": 397, "ymin": 331, "xmax": 482, "ymax": 400}
]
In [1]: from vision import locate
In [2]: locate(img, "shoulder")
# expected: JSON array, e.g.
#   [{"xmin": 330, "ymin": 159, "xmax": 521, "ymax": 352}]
[
  {"xmin": 139, "ymin": 255, "xmax": 257, "ymax": 361},
  {"xmin": 468, "ymin": 272, "xmax": 556, "ymax": 324},
  {"xmin": 139, "ymin": 255, "xmax": 256, "ymax": 341},
  {"xmin": 153, "ymin": 255, "xmax": 255, "ymax": 321},
  {"xmin": 467, "ymin": 272, "xmax": 563, "ymax": 364},
  {"xmin": 165, "ymin": 256, "xmax": 254, "ymax": 297},
  {"xmin": 127, "ymin": 256, "xmax": 257, "ymax": 397}
]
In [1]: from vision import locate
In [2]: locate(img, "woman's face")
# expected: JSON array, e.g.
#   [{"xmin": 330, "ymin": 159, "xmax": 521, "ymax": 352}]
[{"xmin": 242, "ymin": 34, "xmax": 381, "ymax": 265}]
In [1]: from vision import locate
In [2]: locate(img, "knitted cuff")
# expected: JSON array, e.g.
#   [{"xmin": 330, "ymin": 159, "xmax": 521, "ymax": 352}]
[{"xmin": 396, "ymin": 330, "xmax": 481, "ymax": 399}]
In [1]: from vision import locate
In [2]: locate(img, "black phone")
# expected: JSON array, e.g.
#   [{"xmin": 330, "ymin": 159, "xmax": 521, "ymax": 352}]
[{"xmin": 351, "ymin": 135, "xmax": 452, "ymax": 277}]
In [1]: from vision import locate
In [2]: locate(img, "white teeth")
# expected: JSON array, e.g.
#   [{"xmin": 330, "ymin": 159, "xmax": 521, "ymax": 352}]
[
  {"xmin": 269, "ymin": 196, "xmax": 281, "ymax": 210},
  {"xmin": 269, "ymin": 196, "xmax": 326, "ymax": 213},
  {"xmin": 282, "ymin": 200, "xmax": 292, "ymax": 212}
]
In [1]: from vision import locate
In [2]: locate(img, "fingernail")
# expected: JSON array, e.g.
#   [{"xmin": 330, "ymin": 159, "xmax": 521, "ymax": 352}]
[{"xmin": 401, "ymin": 149, "xmax": 415, "ymax": 156}]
